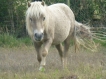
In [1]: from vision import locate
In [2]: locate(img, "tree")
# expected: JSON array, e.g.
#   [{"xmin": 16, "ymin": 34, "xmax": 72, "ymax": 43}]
[{"xmin": 66, "ymin": 0, "xmax": 70, "ymax": 7}]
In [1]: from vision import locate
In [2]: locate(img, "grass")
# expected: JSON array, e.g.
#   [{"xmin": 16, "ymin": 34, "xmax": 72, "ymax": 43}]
[
  {"xmin": 0, "ymin": 34, "xmax": 106, "ymax": 79},
  {"xmin": 0, "ymin": 46, "xmax": 106, "ymax": 79},
  {"xmin": 0, "ymin": 70, "xmax": 66, "ymax": 79},
  {"xmin": 0, "ymin": 33, "xmax": 32, "ymax": 47},
  {"xmin": 0, "ymin": 33, "xmax": 106, "ymax": 48},
  {"xmin": 94, "ymin": 39, "xmax": 106, "ymax": 47},
  {"xmin": 0, "ymin": 65, "xmax": 105, "ymax": 79}
]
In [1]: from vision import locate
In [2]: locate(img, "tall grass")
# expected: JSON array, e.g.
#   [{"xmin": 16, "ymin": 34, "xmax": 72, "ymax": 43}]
[
  {"xmin": 94, "ymin": 39, "xmax": 106, "ymax": 47},
  {"xmin": 0, "ymin": 34, "xmax": 106, "ymax": 48},
  {"xmin": 0, "ymin": 34, "xmax": 32, "ymax": 47}
]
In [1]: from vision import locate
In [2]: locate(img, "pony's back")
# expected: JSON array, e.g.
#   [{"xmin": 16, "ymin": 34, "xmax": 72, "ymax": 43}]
[{"xmin": 45, "ymin": 3, "xmax": 75, "ymax": 44}]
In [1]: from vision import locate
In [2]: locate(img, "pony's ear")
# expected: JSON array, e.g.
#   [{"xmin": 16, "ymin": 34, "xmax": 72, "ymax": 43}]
[
  {"xmin": 28, "ymin": 2, "xmax": 31, "ymax": 7},
  {"xmin": 41, "ymin": 1, "xmax": 45, "ymax": 6}
]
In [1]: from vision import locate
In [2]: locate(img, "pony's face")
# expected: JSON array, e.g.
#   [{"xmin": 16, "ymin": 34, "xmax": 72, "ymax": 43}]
[
  {"xmin": 27, "ymin": 1, "xmax": 46, "ymax": 42},
  {"xmin": 29, "ymin": 13, "xmax": 46, "ymax": 42}
]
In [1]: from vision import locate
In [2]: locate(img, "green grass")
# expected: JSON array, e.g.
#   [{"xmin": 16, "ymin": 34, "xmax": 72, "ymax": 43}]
[
  {"xmin": 0, "ymin": 66, "xmax": 105, "ymax": 79},
  {"xmin": 94, "ymin": 39, "xmax": 106, "ymax": 47},
  {"xmin": 0, "ymin": 34, "xmax": 106, "ymax": 48},
  {"xmin": 0, "ymin": 37, "xmax": 106, "ymax": 79},
  {"xmin": 0, "ymin": 33, "xmax": 32, "ymax": 47}
]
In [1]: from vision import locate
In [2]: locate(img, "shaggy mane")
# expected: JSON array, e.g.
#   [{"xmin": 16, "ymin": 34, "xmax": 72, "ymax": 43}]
[
  {"xmin": 26, "ymin": 1, "xmax": 46, "ymax": 19},
  {"xmin": 26, "ymin": 1, "xmax": 46, "ymax": 37}
]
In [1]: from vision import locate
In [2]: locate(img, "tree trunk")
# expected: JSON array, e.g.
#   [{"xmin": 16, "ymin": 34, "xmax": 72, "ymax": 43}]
[
  {"xmin": 32, "ymin": 0, "xmax": 42, "ymax": 1},
  {"xmin": 66, "ymin": 0, "xmax": 70, "ymax": 7},
  {"xmin": 8, "ymin": 8, "xmax": 15, "ymax": 34}
]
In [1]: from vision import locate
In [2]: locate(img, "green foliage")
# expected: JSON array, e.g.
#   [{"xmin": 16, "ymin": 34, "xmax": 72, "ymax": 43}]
[
  {"xmin": 0, "ymin": 0, "xmax": 27, "ymax": 34},
  {"xmin": 0, "ymin": 0, "xmax": 106, "ymax": 34},
  {"xmin": 94, "ymin": 39, "xmax": 106, "ymax": 47},
  {"xmin": 70, "ymin": 0, "xmax": 106, "ymax": 22},
  {"xmin": 0, "ymin": 0, "xmax": 106, "ymax": 47},
  {"xmin": 0, "ymin": 34, "xmax": 32, "ymax": 47},
  {"xmin": 0, "ymin": 0, "xmax": 9, "ymax": 25}
]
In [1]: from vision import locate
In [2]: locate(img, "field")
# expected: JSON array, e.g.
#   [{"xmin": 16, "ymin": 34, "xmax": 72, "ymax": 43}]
[{"xmin": 0, "ymin": 46, "xmax": 106, "ymax": 79}]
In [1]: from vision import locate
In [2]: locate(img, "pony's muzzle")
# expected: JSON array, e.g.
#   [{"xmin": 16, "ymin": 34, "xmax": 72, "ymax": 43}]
[{"xmin": 34, "ymin": 33, "xmax": 44, "ymax": 41}]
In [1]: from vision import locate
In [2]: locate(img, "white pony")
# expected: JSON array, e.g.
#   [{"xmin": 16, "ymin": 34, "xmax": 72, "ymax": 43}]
[{"xmin": 26, "ymin": 1, "xmax": 93, "ymax": 71}]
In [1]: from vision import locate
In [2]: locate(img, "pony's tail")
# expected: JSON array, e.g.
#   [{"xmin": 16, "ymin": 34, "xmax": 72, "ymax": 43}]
[{"xmin": 74, "ymin": 21, "xmax": 97, "ymax": 52}]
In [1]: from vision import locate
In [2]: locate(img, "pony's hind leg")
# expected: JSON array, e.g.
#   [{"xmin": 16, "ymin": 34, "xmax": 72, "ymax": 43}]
[
  {"xmin": 55, "ymin": 44, "xmax": 65, "ymax": 68},
  {"xmin": 63, "ymin": 34, "xmax": 72, "ymax": 68},
  {"xmin": 63, "ymin": 39, "xmax": 70, "ymax": 67},
  {"xmin": 56, "ymin": 37, "xmax": 72, "ymax": 68}
]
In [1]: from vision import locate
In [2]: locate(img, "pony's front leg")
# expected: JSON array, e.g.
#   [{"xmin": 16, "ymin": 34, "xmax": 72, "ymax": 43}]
[
  {"xmin": 34, "ymin": 42, "xmax": 42, "ymax": 64},
  {"xmin": 39, "ymin": 39, "xmax": 52, "ymax": 71}
]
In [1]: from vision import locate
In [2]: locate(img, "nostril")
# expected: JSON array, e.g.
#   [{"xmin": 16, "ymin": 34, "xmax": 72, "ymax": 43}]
[
  {"xmin": 35, "ymin": 33, "xmax": 38, "ymax": 37},
  {"xmin": 41, "ymin": 33, "xmax": 44, "ymax": 36},
  {"xmin": 34, "ymin": 33, "xmax": 44, "ymax": 41}
]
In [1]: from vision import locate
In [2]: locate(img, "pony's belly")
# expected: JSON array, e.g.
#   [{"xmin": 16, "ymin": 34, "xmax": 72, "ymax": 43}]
[
  {"xmin": 53, "ymin": 33, "xmax": 69, "ymax": 45},
  {"xmin": 52, "ymin": 24, "xmax": 71, "ymax": 45},
  {"xmin": 53, "ymin": 37, "xmax": 66, "ymax": 45}
]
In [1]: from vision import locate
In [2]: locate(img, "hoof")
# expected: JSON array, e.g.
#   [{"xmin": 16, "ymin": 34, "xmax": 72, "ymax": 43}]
[{"xmin": 39, "ymin": 66, "xmax": 45, "ymax": 72}]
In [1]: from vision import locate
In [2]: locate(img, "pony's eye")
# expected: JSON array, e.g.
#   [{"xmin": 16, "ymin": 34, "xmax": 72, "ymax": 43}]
[{"xmin": 43, "ymin": 17, "xmax": 45, "ymax": 21}]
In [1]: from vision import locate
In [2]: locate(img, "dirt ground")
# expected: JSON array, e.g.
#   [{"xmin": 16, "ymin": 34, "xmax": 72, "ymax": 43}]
[{"xmin": 0, "ymin": 46, "xmax": 106, "ymax": 78}]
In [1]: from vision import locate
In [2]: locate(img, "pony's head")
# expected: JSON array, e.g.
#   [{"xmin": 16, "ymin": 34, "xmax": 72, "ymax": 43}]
[{"xmin": 26, "ymin": 1, "xmax": 47, "ymax": 42}]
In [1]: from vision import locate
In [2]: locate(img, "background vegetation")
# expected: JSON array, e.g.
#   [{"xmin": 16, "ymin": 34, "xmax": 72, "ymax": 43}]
[
  {"xmin": 0, "ymin": 1, "xmax": 106, "ymax": 79},
  {"xmin": 0, "ymin": 0, "xmax": 106, "ymax": 47}
]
